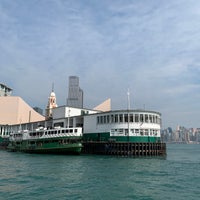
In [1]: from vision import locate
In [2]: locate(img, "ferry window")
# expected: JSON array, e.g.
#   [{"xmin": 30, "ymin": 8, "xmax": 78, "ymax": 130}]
[
  {"xmin": 135, "ymin": 129, "xmax": 139, "ymax": 135},
  {"xmin": 124, "ymin": 114, "xmax": 128, "ymax": 122},
  {"xmin": 75, "ymin": 129, "xmax": 77, "ymax": 133},
  {"xmin": 115, "ymin": 115, "xmax": 118, "ymax": 123},
  {"xmin": 140, "ymin": 114, "xmax": 144, "ymax": 122},
  {"xmin": 135, "ymin": 114, "xmax": 139, "ymax": 122},
  {"xmin": 70, "ymin": 129, "xmax": 73, "ymax": 133},
  {"xmin": 145, "ymin": 114, "xmax": 148, "ymax": 123},
  {"xmin": 145, "ymin": 129, "xmax": 149, "ymax": 136},
  {"xmin": 62, "ymin": 130, "xmax": 65, "ymax": 133},
  {"xmin": 129, "ymin": 114, "xmax": 133, "ymax": 122},
  {"xmin": 119, "ymin": 114, "xmax": 123, "ymax": 123}
]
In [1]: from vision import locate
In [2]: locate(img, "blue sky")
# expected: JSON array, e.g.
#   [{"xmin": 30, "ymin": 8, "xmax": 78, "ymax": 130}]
[{"xmin": 1, "ymin": 0, "xmax": 200, "ymax": 128}]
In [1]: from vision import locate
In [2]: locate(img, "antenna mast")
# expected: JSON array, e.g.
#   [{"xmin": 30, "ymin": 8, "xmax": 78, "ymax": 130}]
[
  {"xmin": 127, "ymin": 88, "xmax": 130, "ymax": 110},
  {"xmin": 52, "ymin": 82, "xmax": 54, "ymax": 92}
]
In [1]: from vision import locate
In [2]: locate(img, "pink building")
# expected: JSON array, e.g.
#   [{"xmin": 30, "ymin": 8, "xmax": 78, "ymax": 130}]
[{"xmin": 0, "ymin": 96, "xmax": 45, "ymax": 125}]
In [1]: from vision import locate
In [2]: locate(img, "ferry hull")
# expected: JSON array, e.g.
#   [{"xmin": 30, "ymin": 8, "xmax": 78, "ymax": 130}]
[
  {"xmin": 8, "ymin": 137, "xmax": 83, "ymax": 155},
  {"xmin": 0, "ymin": 137, "xmax": 9, "ymax": 149},
  {"xmin": 8, "ymin": 143, "xmax": 82, "ymax": 155}
]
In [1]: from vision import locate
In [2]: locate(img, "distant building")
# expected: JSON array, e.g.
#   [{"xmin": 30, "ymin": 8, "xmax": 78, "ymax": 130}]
[
  {"xmin": 67, "ymin": 76, "xmax": 83, "ymax": 108},
  {"xmin": 0, "ymin": 83, "xmax": 12, "ymax": 96}
]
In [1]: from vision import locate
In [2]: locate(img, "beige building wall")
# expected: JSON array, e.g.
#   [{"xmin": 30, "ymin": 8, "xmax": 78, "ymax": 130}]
[
  {"xmin": 93, "ymin": 98, "xmax": 111, "ymax": 112},
  {"xmin": 0, "ymin": 96, "xmax": 45, "ymax": 125}
]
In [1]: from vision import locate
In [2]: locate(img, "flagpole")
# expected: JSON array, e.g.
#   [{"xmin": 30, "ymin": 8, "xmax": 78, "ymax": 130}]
[{"xmin": 127, "ymin": 89, "xmax": 130, "ymax": 142}]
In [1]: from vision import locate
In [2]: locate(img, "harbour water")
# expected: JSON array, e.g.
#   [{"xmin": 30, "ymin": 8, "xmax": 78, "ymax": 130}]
[{"xmin": 0, "ymin": 144, "xmax": 199, "ymax": 200}]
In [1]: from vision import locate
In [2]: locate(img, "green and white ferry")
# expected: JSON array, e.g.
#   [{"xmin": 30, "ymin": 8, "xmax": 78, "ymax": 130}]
[{"xmin": 8, "ymin": 127, "xmax": 83, "ymax": 154}]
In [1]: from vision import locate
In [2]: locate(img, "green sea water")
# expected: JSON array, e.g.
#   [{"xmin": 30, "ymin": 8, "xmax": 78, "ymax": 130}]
[{"xmin": 0, "ymin": 144, "xmax": 200, "ymax": 200}]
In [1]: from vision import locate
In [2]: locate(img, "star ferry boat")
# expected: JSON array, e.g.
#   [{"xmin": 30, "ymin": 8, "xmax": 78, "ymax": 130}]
[{"xmin": 8, "ymin": 127, "xmax": 83, "ymax": 154}]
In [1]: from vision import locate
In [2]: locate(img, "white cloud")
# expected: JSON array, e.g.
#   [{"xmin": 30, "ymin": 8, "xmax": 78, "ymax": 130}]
[{"xmin": 1, "ymin": 0, "xmax": 200, "ymax": 128}]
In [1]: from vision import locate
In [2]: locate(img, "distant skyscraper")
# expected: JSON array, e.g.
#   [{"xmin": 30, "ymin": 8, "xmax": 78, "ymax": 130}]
[{"xmin": 67, "ymin": 76, "xmax": 83, "ymax": 108}]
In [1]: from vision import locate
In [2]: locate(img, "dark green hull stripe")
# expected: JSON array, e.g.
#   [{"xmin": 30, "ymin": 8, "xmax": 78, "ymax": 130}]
[{"xmin": 83, "ymin": 132, "xmax": 161, "ymax": 142}]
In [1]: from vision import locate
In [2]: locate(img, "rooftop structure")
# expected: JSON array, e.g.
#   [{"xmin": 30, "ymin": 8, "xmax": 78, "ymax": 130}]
[
  {"xmin": 0, "ymin": 83, "xmax": 12, "ymax": 96},
  {"xmin": 93, "ymin": 98, "xmax": 111, "ymax": 112}
]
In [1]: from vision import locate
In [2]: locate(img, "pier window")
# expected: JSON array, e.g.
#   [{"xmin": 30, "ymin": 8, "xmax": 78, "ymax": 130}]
[
  {"xmin": 100, "ymin": 116, "xmax": 103, "ymax": 124},
  {"xmin": 145, "ymin": 114, "xmax": 148, "ymax": 123},
  {"xmin": 115, "ymin": 114, "xmax": 118, "ymax": 123},
  {"xmin": 129, "ymin": 114, "xmax": 134, "ymax": 122},
  {"xmin": 135, "ymin": 114, "xmax": 139, "ymax": 122},
  {"xmin": 119, "ymin": 114, "xmax": 123, "ymax": 123},
  {"xmin": 149, "ymin": 115, "xmax": 152, "ymax": 123},
  {"xmin": 107, "ymin": 115, "xmax": 110, "ymax": 123},
  {"xmin": 140, "ymin": 129, "xmax": 144, "ymax": 136},
  {"xmin": 152, "ymin": 115, "xmax": 155, "ymax": 123},
  {"xmin": 111, "ymin": 115, "xmax": 114, "ymax": 123},
  {"xmin": 130, "ymin": 129, "xmax": 134, "ymax": 134},
  {"xmin": 140, "ymin": 114, "xmax": 144, "ymax": 123},
  {"xmin": 103, "ymin": 116, "xmax": 106, "ymax": 123},
  {"xmin": 135, "ymin": 129, "xmax": 139, "ymax": 135},
  {"xmin": 97, "ymin": 116, "xmax": 100, "ymax": 124},
  {"xmin": 124, "ymin": 114, "xmax": 128, "ymax": 122},
  {"xmin": 155, "ymin": 116, "xmax": 158, "ymax": 124}
]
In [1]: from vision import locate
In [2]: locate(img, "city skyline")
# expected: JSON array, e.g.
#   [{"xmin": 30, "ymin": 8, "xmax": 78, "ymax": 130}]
[{"xmin": 0, "ymin": 0, "xmax": 200, "ymax": 129}]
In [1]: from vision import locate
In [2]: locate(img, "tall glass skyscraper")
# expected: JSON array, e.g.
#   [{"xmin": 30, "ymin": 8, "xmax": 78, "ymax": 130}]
[{"xmin": 67, "ymin": 76, "xmax": 83, "ymax": 108}]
